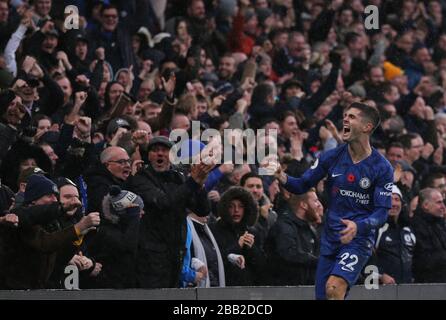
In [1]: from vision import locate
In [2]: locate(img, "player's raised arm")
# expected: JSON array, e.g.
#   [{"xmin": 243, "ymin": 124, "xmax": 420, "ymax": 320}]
[{"xmin": 275, "ymin": 155, "xmax": 328, "ymax": 195}]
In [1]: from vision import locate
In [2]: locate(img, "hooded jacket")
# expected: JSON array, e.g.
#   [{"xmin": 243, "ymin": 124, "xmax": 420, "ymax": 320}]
[{"xmin": 211, "ymin": 187, "xmax": 266, "ymax": 286}]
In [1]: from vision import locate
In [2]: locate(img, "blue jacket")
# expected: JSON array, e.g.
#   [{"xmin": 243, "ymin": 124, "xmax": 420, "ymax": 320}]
[{"xmin": 180, "ymin": 222, "xmax": 196, "ymax": 287}]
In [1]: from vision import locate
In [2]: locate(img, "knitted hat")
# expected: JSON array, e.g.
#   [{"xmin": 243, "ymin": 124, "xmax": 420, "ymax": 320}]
[
  {"xmin": 24, "ymin": 174, "xmax": 59, "ymax": 204},
  {"xmin": 392, "ymin": 185, "xmax": 403, "ymax": 200},
  {"xmin": 108, "ymin": 185, "xmax": 144, "ymax": 215},
  {"xmin": 383, "ymin": 61, "xmax": 404, "ymax": 81}
]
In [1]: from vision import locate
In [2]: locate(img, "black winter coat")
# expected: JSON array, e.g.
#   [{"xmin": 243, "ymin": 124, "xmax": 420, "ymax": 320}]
[
  {"xmin": 265, "ymin": 213, "xmax": 320, "ymax": 285},
  {"xmin": 373, "ymin": 218, "xmax": 415, "ymax": 284},
  {"xmin": 127, "ymin": 164, "xmax": 210, "ymax": 288},
  {"xmin": 411, "ymin": 208, "xmax": 446, "ymax": 283},
  {"xmin": 211, "ymin": 187, "xmax": 266, "ymax": 286},
  {"xmin": 86, "ymin": 213, "xmax": 140, "ymax": 288},
  {"xmin": 84, "ymin": 164, "xmax": 127, "ymax": 214}
]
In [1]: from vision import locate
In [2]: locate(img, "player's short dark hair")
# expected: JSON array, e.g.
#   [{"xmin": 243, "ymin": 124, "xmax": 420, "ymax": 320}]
[
  {"xmin": 346, "ymin": 102, "xmax": 381, "ymax": 133},
  {"xmin": 240, "ymin": 172, "xmax": 262, "ymax": 187}
]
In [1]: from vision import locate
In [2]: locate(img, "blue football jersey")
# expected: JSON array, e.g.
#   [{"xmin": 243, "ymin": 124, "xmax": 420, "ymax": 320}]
[{"xmin": 284, "ymin": 144, "xmax": 393, "ymax": 255}]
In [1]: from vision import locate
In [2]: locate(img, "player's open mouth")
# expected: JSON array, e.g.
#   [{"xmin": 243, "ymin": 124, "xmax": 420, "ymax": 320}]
[
  {"xmin": 156, "ymin": 159, "xmax": 164, "ymax": 164},
  {"xmin": 343, "ymin": 127, "xmax": 351, "ymax": 134}
]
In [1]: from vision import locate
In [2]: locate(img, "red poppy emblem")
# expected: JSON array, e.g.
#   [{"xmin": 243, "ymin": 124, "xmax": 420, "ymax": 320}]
[{"xmin": 347, "ymin": 173, "xmax": 355, "ymax": 183}]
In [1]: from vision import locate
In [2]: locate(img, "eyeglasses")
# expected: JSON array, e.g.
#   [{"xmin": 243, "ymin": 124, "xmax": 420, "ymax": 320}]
[{"xmin": 108, "ymin": 159, "xmax": 131, "ymax": 165}]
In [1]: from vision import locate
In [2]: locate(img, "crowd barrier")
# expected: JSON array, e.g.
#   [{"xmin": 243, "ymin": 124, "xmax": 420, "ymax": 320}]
[{"xmin": 1, "ymin": 284, "xmax": 446, "ymax": 300}]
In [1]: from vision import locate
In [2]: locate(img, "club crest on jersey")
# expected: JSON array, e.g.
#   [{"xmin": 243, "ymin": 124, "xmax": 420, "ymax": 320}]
[{"xmin": 359, "ymin": 177, "xmax": 371, "ymax": 189}]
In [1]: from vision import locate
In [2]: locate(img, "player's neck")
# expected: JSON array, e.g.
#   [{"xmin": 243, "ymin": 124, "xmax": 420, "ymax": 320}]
[{"xmin": 348, "ymin": 139, "xmax": 372, "ymax": 164}]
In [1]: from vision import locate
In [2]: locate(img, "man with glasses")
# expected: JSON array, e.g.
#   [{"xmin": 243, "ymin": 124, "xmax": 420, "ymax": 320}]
[{"xmin": 85, "ymin": 146, "xmax": 131, "ymax": 213}]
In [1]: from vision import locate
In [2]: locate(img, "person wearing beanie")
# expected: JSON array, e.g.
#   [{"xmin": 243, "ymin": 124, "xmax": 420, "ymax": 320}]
[
  {"xmin": 86, "ymin": 185, "xmax": 144, "ymax": 288},
  {"xmin": 47, "ymin": 177, "xmax": 102, "ymax": 289},
  {"xmin": 365, "ymin": 184, "xmax": 415, "ymax": 285},
  {"xmin": 383, "ymin": 61, "xmax": 404, "ymax": 81},
  {"xmin": 2, "ymin": 174, "xmax": 100, "ymax": 289},
  {"xmin": 23, "ymin": 174, "xmax": 59, "ymax": 205}
]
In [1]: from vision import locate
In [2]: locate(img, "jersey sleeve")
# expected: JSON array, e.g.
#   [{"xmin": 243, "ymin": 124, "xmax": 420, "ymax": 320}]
[
  {"xmin": 283, "ymin": 151, "xmax": 330, "ymax": 194},
  {"xmin": 356, "ymin": 162, "xmax": 393, "ymax": 236}
]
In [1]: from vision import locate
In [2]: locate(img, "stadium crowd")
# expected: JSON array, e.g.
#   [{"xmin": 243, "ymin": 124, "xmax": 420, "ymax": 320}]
[{"xmin": 0, "ymin": 0, "xmax": 446, "ymax": 289}]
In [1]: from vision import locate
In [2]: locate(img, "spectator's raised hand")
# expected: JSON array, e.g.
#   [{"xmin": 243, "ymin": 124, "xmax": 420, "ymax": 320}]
[
  {"xmin": 131, "ymin": 160, "xmax": 144, "ymax": 176},
  {"xmin": 75, "ymin": 116, "xmax": 92, "ymax": 141},
  {"xmin": 75, "ymin": 212, "xmax": 101, "ymax": 235},
  {"xmin": 74, "ymin": 91, "xmax": 88, "ymax": 107},
  {"xmin": 75, "ymin": 74, "xmax": 90, "ymax": 87},
  {"xmin": 207, "ymin": 190, "xmax": 221, "ymax": 202},
  {"xmin": 41, "ymin": 20, "xmax": 55, "ymax": 34},
  {"xmin": 132, "ymin": 130, "xmax": 150, "ymax": 146},
  {"xmin": 29, "ymin": 62, "xmax": 44, "ymax": 79},
  {"xmin": 325, "ymin": 119, "xmax": 342, "ymax": 143},
  {"xmin": 319, "ymin": 125, "xmax": 333, "ymax": 143},
  {"xmin": 22, "ymin": 56, "xmax": 36, "ymax": 74},
  {"xmin": 190, "ymin": 162, "xmax": 215, "ymax": 185},
  {"xmin": 0, "ymin": 214, "xmax": 19, "ymax": 227},
  {"xmin": 90, "ymin": 262, "xmax": 102, "ymax": 277},
  {"xmin": 243, "ymin": 232, "xmax": 255, "ymax": 248},
  {"xmin": 162, "ymin": 72, "xmax": 176, "ymax": 99}
]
